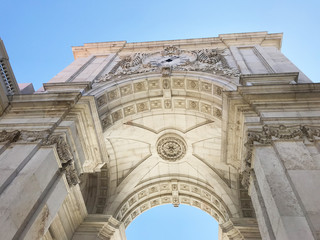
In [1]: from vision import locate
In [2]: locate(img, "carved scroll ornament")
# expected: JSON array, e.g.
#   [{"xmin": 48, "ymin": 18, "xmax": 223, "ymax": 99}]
[{"xmin": 241, "ymin": 125, "xmax": 320, "ymax": 188}]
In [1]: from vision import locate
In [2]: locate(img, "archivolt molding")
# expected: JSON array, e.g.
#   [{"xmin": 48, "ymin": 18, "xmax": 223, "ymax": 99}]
[
  {"xmin": 241, "ymin": 124, "xmax": 320, "ymax": 188},
  {"xmin": 113, "ymin": 180, "xmax": 233, "ymax": 228}
]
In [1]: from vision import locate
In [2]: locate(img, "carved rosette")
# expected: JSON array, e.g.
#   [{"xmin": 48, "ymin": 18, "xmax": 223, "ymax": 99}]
[
  {"xmin": 157, "ymin": 134, "xmax": 187, "ymax": 161},
  {"xmin": 241, "ymin": 125, "xmax": 320, "ymax": 188},
  {"xmin": 96, "ymin": 46, "xmax": 239, "ymax": 82}
]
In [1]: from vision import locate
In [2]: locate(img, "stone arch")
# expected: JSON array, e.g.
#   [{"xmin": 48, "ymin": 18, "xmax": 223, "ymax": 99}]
[
  {"xmin": 87, "ymin": 71, "xmax": 242, "ymax": 230},
  {"xmin": 113, "ymin": 179, "xmax": 234, "ymax": 228}
]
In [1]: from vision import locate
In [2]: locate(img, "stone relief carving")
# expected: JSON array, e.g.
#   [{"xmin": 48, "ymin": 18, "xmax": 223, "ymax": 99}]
[
  {"xmin": 43, "ymin": 134, "xmax": 80, "ymax": 186},
  {"xmin": 241, "ymin": 125, "xmax": 320, "ymax": 188},
  {"xmin": 156, "ymin": 134, "xmax": 187, "ymax": 161},
  {"xmin": 0, "ymin": 130, "xmax": 20, "ymax": 143},
  {"xmin": 0, "ymin": 130, "xmax": 79, "ymax": 186},
  {"xmin": 19, "ymin": 130, "xmax": 50, "ymax": 142},
  {"xmin": 96, "ymin": 46, "xmax": 239, "ymax": 82},
  {"xmin": 43, "ymin": 135, "xmax": 73, "ymax": 163},
  {"xmin": 0, "ymin": 130, "xmax": 51, "ymax": 143},
  {"xmin": 162, "ymin": 45, "xmax": 180, "ymax": 56}
]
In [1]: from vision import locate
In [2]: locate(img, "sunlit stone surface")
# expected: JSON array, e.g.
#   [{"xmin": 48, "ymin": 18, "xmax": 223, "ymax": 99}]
[{"xmin": 0, "ymin": 32, "xmax": 319, "ymax": 240}]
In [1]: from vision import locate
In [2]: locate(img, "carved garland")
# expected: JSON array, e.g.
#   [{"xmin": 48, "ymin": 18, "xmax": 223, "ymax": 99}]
[
  {"xmin": 241, "ymin": 125, "xmax": 320, "ymax": 188},
  {"xmin": 0, "ymin": 130, "xmax": 79, "ymax": 186}
]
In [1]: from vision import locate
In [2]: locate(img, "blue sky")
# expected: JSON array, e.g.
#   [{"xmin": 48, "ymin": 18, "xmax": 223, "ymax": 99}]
[
  {"xmin": 126, "ymin": 204, "xmax": 218, "ymax": 240},
  {"xmin": 1, "ymin": 1, "xmax": 319, "ymax": 239},
  {"xmin": 1, "ymin": 0, "xmax": 320, "ymax": 91}
]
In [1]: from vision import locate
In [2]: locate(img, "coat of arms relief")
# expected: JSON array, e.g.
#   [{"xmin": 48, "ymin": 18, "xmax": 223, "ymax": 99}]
[{"xmin": 96, "ymin": 46, "xmax": 240, "ymax": 82}]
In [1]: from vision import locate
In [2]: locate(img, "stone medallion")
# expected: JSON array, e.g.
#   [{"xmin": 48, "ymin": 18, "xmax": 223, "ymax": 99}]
[{"xmin": 156, "ymin": 134, "xmax": 187, "ymax": 161}]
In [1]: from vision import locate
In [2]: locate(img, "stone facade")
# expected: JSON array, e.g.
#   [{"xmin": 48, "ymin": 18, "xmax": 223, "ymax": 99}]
[{"xmin": 0, "ymin": 32, "xmax": 319, "ymax": 240}]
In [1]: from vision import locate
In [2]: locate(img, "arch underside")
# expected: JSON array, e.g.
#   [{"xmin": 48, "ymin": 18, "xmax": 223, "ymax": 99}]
[{"xmin": 86, "ymin": 72, "xmax": 247, "ymax": 227}]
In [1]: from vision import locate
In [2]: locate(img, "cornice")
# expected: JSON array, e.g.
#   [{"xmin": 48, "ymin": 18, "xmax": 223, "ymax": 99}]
[{"xmin": 72, "ymin": 32, "xmax": 283, "ymax": 59}]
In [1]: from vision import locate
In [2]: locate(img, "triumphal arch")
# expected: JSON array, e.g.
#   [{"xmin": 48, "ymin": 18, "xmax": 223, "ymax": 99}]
[{"xmin": 0, "ymin": 32, "xmax": 320, "ymax": 239}]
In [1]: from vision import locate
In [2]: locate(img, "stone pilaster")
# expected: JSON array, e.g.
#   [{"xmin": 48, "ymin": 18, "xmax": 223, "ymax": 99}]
[
  {"xmin": 223, "ymin": 76, "xmax": 320, "ymax": 239},
  {"xmin": 248, "ymin": 136, "xmax": 319, "ymax": 239},
  {"xmin": 242, "ymin": 125, "xmax": 320, "ymax": 239}
]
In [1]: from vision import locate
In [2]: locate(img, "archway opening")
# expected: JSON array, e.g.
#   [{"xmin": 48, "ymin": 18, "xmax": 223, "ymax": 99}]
[{"xmin": 126, "ymin": 204, "xmax": 219, "ymax": 240}]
